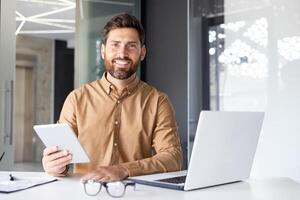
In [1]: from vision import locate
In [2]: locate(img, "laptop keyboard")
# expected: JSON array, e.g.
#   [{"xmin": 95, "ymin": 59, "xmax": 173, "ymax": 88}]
[{"xmin": 156, "ymin": 175, "xmax": 186, "ymax": 184}]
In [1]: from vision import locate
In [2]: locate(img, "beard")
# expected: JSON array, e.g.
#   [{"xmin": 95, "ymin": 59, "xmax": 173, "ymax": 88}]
[{"xmin": 104, "ymin": 57, "xmax": 139, "ymax": 80}]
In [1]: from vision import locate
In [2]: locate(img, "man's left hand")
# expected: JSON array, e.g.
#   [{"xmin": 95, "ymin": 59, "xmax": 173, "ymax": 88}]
[{"xmin": 81, "ymin": 165, "xmax": 129, "ymax": 182}]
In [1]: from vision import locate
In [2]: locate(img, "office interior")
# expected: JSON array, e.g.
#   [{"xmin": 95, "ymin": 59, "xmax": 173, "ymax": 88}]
[{"xmin": 0, "ymin": 0, "xmax": 300, "ymax": 184}]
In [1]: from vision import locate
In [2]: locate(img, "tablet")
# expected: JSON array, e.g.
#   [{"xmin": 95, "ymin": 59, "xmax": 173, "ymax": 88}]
[{"xmin": 33, "ymin": 123, "xmax": 90, "ymax": 163}]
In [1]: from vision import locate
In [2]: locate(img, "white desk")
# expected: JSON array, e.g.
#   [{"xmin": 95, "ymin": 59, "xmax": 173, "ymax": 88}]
[{"xmin": 0, "ymin": 172, "xmax": 300, "ymax": 200}]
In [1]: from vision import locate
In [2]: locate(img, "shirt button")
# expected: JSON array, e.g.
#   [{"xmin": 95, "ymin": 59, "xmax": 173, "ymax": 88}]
[
  {"xmin": 114, "ymin": 143, "xmax": 118, "ymax": 147},
  {"xmin": 115, "ymin": 120, "xmax": 119, "ymax": 125}
]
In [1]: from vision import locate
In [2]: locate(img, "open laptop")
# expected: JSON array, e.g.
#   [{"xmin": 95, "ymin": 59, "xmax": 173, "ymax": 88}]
[{"xmin": 129, "ymin": 111, "xmax": 265, "ymax": 191}]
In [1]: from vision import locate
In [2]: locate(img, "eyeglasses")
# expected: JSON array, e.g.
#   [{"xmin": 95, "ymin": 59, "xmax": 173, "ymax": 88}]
[{"xmin": 81, "ymin": 179, "xmax": 136, "ymax": 198}]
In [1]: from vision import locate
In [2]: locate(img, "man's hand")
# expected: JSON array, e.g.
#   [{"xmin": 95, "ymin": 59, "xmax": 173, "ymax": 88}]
[
  {"xmin": 81, "ymin": 165, "xmax": 129, "ymax": 182},
  {"xmin": 42, "ymin": 146, "xmax": 72, "ymax": 176}
]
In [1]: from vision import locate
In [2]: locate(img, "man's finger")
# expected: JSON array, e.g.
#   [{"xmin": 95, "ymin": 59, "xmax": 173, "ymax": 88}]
[
  {"xmin": 81, "ymin": 173, "xmax": 96, "ymax": 181},
  {"xmin": 99, "ymin": 176, "xmax": 111, "ymax": 182},
  {"xmin": 47, "ymin": 154, "xmax": 72, "ymax": 168},
  {"xmin": 81, "ymin": 171, "xmax": 105, "ymax": 181},
  {"xmin": 55, "ymin": 165, "xmax": 67, "ymax": 174},
  {"xmin": 43, "ymin": 146, "xmax": 58, "ymax": 156},
  {"xmin": 46, "ymin": 150, "xmax": 70, "ymax": 162}
]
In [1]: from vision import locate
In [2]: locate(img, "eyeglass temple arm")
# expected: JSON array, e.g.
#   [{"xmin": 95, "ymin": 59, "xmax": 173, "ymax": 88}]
[{"xmin": 125, "ymin": 181, "xmax": 136, "ymax": 191}]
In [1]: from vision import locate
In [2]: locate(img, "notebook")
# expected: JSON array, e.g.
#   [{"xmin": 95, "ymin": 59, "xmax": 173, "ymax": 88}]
[{"xmin": 130, "ymin": 111, "xmax": 265, "ymax": 191}]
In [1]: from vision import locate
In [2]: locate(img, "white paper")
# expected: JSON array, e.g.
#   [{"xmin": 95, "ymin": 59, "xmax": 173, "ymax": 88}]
[{"xmin": 0, "ymin": 177, "xmax": 57, "ymax": 193}]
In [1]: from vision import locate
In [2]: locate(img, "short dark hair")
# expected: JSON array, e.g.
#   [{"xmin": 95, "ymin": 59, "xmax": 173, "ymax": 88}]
[{"xmin": 101, "ymin": 13, "xmax": 145, "ymax": 46}]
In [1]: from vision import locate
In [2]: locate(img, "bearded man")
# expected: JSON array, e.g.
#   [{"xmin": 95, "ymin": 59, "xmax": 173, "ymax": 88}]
[{"xmin": 42, "ymin": 13, "xmax": 182, "ymax": 182}]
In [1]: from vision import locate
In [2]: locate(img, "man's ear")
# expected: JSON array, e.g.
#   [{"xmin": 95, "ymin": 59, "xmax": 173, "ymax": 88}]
[
  {"xmin": 101, "ymin": 43, "xmax": 105, "ymax": 59},
  {"xmin": 140, "ymin": 45, "xmax": 146, "ymax": 61}
]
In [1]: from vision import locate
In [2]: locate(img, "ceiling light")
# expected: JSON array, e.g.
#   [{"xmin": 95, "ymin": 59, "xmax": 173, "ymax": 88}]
[
  {"xmin": 17, "ymin": 0, "xmax": 74, "ymax": 6},
  {"xmin": 28, "ymin": 5, "xmax": 75, "ymax": 19},
  {"xmin": 25, "ymin": 19, "xmax": 75, "ymax": 30},
  {"xmin": 16, "ymin": 0, "xmax": 75, "ymax": 37},
  {"xmin": 19, "ymin": 30, "xmax": 74, "ymax": 34},
  {"xmin": 15, "ymin": 11, "xmax": 26, "ymax": 35}
]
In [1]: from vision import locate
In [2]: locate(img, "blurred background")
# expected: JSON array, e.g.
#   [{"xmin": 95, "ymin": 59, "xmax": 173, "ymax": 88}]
[{"xmin": 1, "ymin": 0, "xmax": 300, "ymax": 183}]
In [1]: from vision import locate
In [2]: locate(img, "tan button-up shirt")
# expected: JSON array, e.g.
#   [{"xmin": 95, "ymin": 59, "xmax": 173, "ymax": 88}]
[{"xmin": 59, "ymin": 73, "xmax": 182, "ymax": 176}]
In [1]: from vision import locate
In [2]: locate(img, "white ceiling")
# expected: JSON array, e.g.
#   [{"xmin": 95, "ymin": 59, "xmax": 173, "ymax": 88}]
[
  {"xmin": 16, "ymin": 0, "xmax": 75, "ymax": 41},
  {"xmin": 15, "ymin": 0, "xmax": 135, "ymax": 42}
]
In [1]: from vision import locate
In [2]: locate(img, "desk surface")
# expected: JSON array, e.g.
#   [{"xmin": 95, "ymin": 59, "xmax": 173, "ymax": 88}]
[{"xmin": 0, "ymin": 172, "xmax": 300, "ymax": 200}]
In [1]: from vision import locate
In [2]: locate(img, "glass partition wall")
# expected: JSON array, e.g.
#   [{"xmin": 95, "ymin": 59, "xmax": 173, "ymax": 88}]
[
  {"xmin": 222, "ymin": 0, "xmax": 300, "ymax": 182},
  {"xmin": 189, "ymin": 0, "xmax": 300, "ymax": 182}
]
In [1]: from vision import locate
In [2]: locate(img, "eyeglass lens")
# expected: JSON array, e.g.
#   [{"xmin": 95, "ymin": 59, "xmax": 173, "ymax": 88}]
[
  {"xmin": 84, "ymin": 180, "xmax": 102, "ymax": 196},
  {"xmin": 83, "ymin": 180, "xmax": 135, "ymax": 198},
  {"xmin": 106, "ymin": 182, "xmax": 126, "ymax": 197}
]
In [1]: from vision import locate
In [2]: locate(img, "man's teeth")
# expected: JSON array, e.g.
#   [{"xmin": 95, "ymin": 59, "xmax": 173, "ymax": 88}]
[{"xmin": 115, "ymin": 60, "xmax": 129, "ymax": 65}]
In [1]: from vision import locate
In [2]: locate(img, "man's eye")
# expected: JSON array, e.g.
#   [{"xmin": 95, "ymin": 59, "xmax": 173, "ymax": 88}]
[
  {"xmin": 128, "ymin": 44, "xmax": 137, "ymax": 49},
  {"xmin": 111, "ymin": 43, "xmax": 119, "ymax": 48}
]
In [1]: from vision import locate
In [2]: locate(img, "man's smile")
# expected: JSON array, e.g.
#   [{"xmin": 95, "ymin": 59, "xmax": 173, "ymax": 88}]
[{"xmin": 113, "ymin": 59, "xmax": 131, "ymax": 68}]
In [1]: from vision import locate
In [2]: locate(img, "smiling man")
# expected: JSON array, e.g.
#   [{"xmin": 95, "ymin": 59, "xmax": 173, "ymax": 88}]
[{"xmin": 42, "ymin": 13, "xmax": 182, "ymax": 181}]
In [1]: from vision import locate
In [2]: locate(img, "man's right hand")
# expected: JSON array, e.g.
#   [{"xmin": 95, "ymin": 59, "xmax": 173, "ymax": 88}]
[{"xmin": 42, "ymin": 146, "xmax": 72, "ymax": 176}]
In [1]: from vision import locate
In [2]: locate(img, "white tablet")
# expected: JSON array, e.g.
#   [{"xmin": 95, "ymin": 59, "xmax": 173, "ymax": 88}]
[{"xmin": 33, "ymin": 123, "xmax": 90, "ymax": 163}]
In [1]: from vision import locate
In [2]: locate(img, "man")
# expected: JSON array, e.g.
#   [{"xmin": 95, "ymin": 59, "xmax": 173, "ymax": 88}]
[{"xmin": 42, "ymin": 13, "xmax": 182, "ymax": 182}]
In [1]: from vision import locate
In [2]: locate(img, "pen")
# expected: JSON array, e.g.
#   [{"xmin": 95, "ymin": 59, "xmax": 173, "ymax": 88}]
[
  {"xmin": 0, "ymin": 152, "xmax": 4, "ymax": 161},
  {"xmin": 9, "ymin": 174, "xmax": 15, "ymax": 181}
]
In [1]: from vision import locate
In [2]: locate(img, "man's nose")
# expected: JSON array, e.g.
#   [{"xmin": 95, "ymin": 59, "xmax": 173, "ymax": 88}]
[{"xmin": 117, "ymin": 45, "xmax": 128, "ymax": 58}]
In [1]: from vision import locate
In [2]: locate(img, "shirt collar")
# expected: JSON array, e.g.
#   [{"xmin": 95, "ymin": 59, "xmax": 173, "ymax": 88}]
[{"xmin": 100, "ymin": 72, "xmax": 140, "ymax": 96}]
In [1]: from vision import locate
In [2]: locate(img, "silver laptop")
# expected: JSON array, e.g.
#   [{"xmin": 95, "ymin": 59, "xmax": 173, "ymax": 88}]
[{"xmin": 129, "ymin": 111, "xmax": 265, "ymax": 191}]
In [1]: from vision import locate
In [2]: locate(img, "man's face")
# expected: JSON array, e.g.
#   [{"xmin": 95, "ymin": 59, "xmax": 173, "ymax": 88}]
[{"xmin": 101, "ymin": 28, "xmax": 146, "ymax": 80}]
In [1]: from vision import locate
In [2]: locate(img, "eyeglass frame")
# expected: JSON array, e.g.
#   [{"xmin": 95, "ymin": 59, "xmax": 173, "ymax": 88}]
[{"xmin": 81, "ymin": 179, "xmax": 136, "ymax": 198}]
